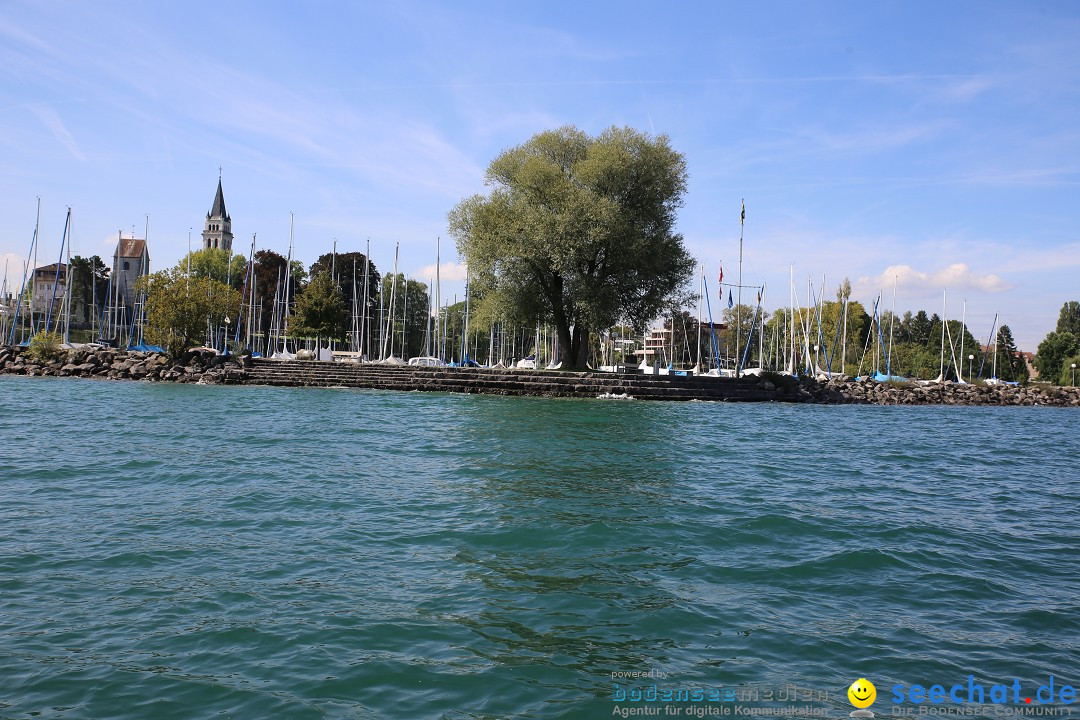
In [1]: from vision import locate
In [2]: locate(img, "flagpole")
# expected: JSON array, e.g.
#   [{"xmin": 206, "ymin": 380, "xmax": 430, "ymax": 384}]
[{"xmin": 736, "ymin": 199, "xmax": 744, "ymax": 378}]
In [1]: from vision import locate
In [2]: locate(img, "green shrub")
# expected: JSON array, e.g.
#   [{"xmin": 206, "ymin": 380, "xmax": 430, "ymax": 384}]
[{"xmin": 27, "ymin": 331, "xmax": 63, "ymax": 362}]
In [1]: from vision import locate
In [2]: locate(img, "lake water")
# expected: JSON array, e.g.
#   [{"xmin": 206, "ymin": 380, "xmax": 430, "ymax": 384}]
[{"xmin": 1, "ymin": 376, "xmax": 1078, "ymax": 719}]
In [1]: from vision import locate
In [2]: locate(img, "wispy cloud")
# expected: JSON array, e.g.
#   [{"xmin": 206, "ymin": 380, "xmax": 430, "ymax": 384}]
[
  {"xmin": 1003, "ymin": 242, "xmax": 1080, "ymax": 273},
  {"xmin": 796, "ymin": 122, "xmax": 943, "ymax": 154},
  {"xmin": 957, "ymin": 166, "xmax": 1080, "ymax": 187},
  {"xmin": 933, "ymin": 75, "xmax": 996, "ymax": 103},
  {"xmin": 29, "ymin": 105, "xmax": 86, "ymax": 160}
]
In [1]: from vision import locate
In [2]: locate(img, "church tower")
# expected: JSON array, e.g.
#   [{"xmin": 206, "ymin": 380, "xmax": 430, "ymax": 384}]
[{"xmin": 201, "ymin": 177, "xmax": 233, "ymax": 252}]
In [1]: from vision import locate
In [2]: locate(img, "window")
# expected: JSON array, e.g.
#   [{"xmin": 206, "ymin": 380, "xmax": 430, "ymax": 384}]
[{"xmin": 123, "ymin": 261, "xmax": 130, "ymax": 270}]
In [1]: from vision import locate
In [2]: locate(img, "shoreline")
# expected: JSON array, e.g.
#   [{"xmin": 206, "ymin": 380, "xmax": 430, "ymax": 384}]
[{"xmin": 1, "ymin": 346, "xmax": 1078, "ymax": 407}]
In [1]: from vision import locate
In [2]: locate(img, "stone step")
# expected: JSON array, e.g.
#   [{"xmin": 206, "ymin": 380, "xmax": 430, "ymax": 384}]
[{"xmin": 241, "ymin": 359, "xmax": 774, "ymax": 401}]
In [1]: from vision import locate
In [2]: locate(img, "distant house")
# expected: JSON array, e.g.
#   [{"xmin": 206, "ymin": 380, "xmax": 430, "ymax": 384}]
[
  {"xmin": 32, "ymin": 262, "xmax": 67, "ymax": 314},
  {"xmin": 1021, "ymin": 351, "xmax": 1038, "ymax": 380},
  {"xmin": 112, "ymin": 235, "xmax": 150, "ymax": 311}
]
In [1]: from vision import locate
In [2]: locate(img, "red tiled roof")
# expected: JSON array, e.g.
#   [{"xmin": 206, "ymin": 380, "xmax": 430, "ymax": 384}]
[{"xmin": 114, "ymin": 238, "xmax": 147, "ymax": 259}]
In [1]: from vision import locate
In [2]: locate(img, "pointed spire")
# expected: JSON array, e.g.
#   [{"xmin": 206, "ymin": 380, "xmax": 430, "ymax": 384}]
[{"xmin": 210, "ymin": 178, "xmax": 227, "ymax": 220}]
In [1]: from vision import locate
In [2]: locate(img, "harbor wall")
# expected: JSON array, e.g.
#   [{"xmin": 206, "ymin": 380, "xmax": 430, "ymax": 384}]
[{"xmin": 1, "ymin": 347, "xmax": 1079, "ymax": 407}]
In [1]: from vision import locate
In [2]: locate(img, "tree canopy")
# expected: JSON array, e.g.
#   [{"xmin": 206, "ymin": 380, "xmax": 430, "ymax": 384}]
[
  {"xmin": 1056, "ymin": 300, "xmax": 1080, "ymax": 336},
  {"xmin": 67, "ymin": 255, "xmax": 110, "ymax": 324},
  {"xmin": 380, "ymin": 273, "xmax": 430, "ymax": 359},
  {"xmin": 173, "ymin": 248, "xmax": 248, "ymax": 289},
  {"xmin": 1035, "ymin": 330, "xmax": 1079, "ymax": 382},
  {"xmin": 292, "ymin": 271, "xmax": 346, "ymax": 340},
  {"xmin": 137, "ymin": 269, "xmax": 240, "ymax": 357},
  {"xmin": 448, "ymin": 125, "xmax": 695, "ymax": 368}
]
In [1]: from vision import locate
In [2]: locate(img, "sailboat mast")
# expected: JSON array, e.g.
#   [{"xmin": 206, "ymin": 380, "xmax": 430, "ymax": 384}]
[
  {"xmin": 362, "ymin": 238, "xmax": 370, "ymax": 360},
  {"xmin": 0, "ymin": 259, "xmax": 8, "ymax": 342},
  {"xmin": 351, "ymin": 258, "xmax": 358, "ymax": 353},
  {"xmin": 8, "ymin": 199, "xmax": 41, "ymax": 346},
  {"xmin": 269, "ymin": 265, "xmax": 282, "ymax": 356},
  {"xmin": 426, "ymin": 278, "xmax": 433, "ymax": 357},
  {"xmin": 462, "ymin": 264, "xmax": 470, "ymax": 361},
  {"xmin": 31, "ymin": 200, "xmax": 39, "ymax": 336},
  {"xmin": 377, "ymin": 286, "xmax": 385, "ymax": 360},
  {"xmin": 44, "ymin": 208, "xmax": 71, "ymax": 335},
  {"xmin": 435, "ymin": 237, "xmax": 441, "ymax": 359},
  {"xmin": 244, "ymin": 234, "xmax": 256, "ymax": 349},
  {"xmin": 401, "ymin": 273, "xmax": 409, "ymax": 359},
  {"xmin": 758, "ymin": 285, "xmax": 764, "ymax": 370},
  {"xmin": 959, "ymin": 299, "xmax": 967, "ymax": 382},
  {"xmin": 989, "ymin": 317, "xmax": 997, "ymax": 382},
  {"xmin": 736, "ymin": 199, "xmax": 744, "ymax": 378},
  {"xmin": 887, "ymin": 274, "xmax": 897, "ymax": 377},
  {"xmin": 64, "ymin": 214, "xmax": 72, "ymax": 344},
  {"xmin": 696, "ymin": 264, "xmax": 703, "ymax": 371},
  {"xmin": 939, "ymin": 290, "xmax": 947, "ymax": 382},
  {"xmin": 384, "ymin": 242, "xmax": 399, "ymax": 359},
  {"xmin": 282, "ymin": 213, "xmax": 294, "ymax": 353},
  {"xmin": 841, "ymin": 297, "xmax": 849, "ymax": 377},
  {"xmin": 790, "ymin": 263, "xmax": 799, "ymax": 371}
]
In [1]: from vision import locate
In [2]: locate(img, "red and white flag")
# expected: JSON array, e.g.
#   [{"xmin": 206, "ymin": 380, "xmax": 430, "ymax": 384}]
[{"xmin": 718, "ymin": 265, "xmax": 724, "ymax": 284}]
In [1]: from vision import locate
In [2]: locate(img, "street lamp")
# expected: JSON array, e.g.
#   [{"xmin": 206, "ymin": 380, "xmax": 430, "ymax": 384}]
[
  {"xmin": 223, "ymin": 316, "xmax": 231, "ymax": 355},
  {"xmin": 968, "ymin": 354, "xmax": 974, "ymax": 381},
  {"xmin": 1072, "ymin": 362, "xmax": 1076, "ymax": 386}
]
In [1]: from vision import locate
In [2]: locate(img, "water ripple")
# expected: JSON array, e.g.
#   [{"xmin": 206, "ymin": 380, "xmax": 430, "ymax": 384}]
[{"xmin": 1, "ymin": 376, "xmax": 1078, "ymax": 719}]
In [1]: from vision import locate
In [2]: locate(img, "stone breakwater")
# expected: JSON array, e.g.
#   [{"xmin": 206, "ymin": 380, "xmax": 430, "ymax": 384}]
[
  {"xmin": 0, "ymin": 346, "xmax": 245, "ymax": 384},
  {"xmin": 1, "ymin": 346, "xmax": 1078, "ymax": 406},
  {"xmin": 799, "ymin": 376, "xmax": 1080, "ymax": 407}
]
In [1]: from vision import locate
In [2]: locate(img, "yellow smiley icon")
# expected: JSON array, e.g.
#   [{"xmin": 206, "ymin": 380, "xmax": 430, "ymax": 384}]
[{"xmin": 848, "ymin": 678, "xmax": 876, "ymax": 709}]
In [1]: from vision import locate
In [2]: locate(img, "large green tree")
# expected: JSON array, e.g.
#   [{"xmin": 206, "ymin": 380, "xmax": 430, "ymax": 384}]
[
  {"xmin": 448, "ymin": 125, "xmax": 695, "ymax": 369},
  {"xmin": 1034, "ymin": 331, "xmax": 1079, "ymax": 383},
  {"xmin": 174, "ymin": 248, "xmax": 248, "ymax": 289},
  {"xmin": 137, "ymin": 269, "xmax": 240, "ymax": 357},
  {"xmin": 292, "ymin": 272, "xmax": 347, "ymax": 341},
  {"xmin": 309, "ymin": 250, "xmax": 381, "ymax": 352},
  {"xmin": 67, "ymin": 255, "xmax": 110, "ymax": 325},
  {"xmin": 906, "ymin": 310, "xmax": 934, "ymax": 346},
  {"xmin": 1056, "ymin": 300, "xmax": 1080, "ymax": 336}
]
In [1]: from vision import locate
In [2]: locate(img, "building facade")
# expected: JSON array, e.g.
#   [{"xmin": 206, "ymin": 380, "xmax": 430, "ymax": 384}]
[
  {"xmin": 112, "ymin": 235, "xmax": 150, "ymax": 311},
  {"xmin": 31, "ymin": 263, "xmax": 67, "ymax": 314}
]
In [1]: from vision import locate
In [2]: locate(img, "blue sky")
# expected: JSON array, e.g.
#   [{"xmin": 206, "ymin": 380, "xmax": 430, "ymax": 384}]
[{"xmin": 1, "ymin": 1, "xmax": 1077, "ymax": 350}]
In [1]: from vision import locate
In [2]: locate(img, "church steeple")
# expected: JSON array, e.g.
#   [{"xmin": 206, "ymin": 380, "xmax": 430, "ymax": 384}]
[{"xmin": 201, "ymin": 176, "xmax": 233, "ymax": 253}]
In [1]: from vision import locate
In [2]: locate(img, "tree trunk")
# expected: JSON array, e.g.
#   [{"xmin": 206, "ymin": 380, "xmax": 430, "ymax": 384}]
[
  {"xmin": 557, "ymin": 321, "xmax": 574, "ymax": 368},
  {"xmin": 563, "ymin": 323, "xmax": 589, "ymax": 369}
]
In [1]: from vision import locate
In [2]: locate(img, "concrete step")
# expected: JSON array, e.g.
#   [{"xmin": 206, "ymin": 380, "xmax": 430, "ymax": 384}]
[{"xmin": 240, "ymin": 359, "xmax": 776, "ymax": 402}]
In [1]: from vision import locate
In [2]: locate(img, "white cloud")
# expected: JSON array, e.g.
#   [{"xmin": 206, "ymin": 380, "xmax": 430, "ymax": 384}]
[
  {"xmin": 856, "ymin": 263, "xmax": 1012, "ymax": 296},
  {"xmin": 414, "ymin": 261, "xmax": 467, "ymax": 283}
]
